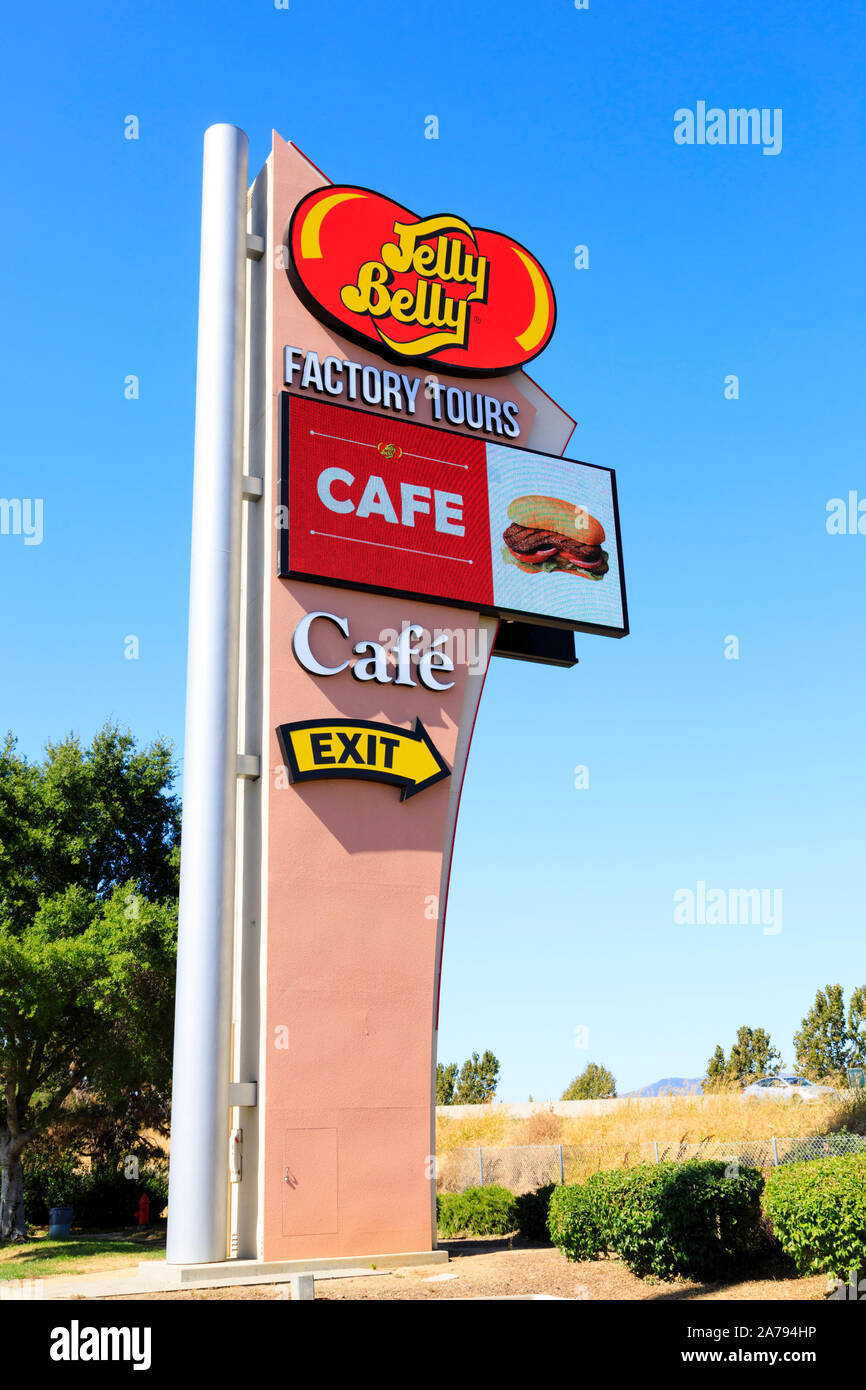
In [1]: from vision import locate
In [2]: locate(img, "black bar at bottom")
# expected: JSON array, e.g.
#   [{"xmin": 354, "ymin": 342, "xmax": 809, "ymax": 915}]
[{"xmin": 493, "ymin": 621, "xmax": 577, "ymax": 668}]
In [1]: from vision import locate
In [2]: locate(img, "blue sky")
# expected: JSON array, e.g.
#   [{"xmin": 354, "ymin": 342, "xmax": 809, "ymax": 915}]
[{"xmin": 1, "ymin": 2, "xmax": 863, "ymax": 1095}]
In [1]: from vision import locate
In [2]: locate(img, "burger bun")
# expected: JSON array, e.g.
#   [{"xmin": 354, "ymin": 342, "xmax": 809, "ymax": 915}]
[{"xmin": 506, "ymin": 494, "xmax": 605, "ymax": 546}]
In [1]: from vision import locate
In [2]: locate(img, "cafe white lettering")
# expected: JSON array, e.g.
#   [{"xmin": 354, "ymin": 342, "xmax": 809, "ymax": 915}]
[
  {"xmin": 292, "ymin": 611, "xmax": 455, "ymax": 691},
  {"xmin": 316, "ymin": 467, "xmax": 464, "ymax": 536}
]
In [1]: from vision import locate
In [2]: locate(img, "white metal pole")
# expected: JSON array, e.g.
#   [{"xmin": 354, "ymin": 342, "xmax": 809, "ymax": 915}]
[{"xmin": 166, "ymin": 123, "xmax": 248, "ymax": 1265}]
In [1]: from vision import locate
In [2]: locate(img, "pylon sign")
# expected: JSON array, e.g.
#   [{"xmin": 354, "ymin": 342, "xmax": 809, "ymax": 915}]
[{"xmin": 167, "ymin": 127, "xmax": 627, "ymax": 1271}]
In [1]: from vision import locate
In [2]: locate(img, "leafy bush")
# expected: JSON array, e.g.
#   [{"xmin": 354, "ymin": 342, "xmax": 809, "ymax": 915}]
[
  {"xmin": 74, "ymin": 1164, "xmax": 168, "ymax": 1228},
  {"xmin": 21, "ymin": 1150, "xmax": 82, "ymax": 1215},
  {"xmin": 23, "ymin": 1151, "xmax": 169, "ymax": 1229},
  {"xmin": 548, "ymin": 1168, "xmax": 629, "ymax": 1262},
  {"xmin": 763, "ymin": 1154, "xmax": 866, "ymax": 1279},
  {"xmin": 436, "ymin": 1185, "xmax": 517, "ymax": 1237},
  {"xmin": 609, "ymin": 1162, "xmax": 764, "ymax": 1279},
  {"xmin": 514, "ymin": 1184, "xmax": 556, "ymax": 1242},
  {"xmin": 550, "ymin": 1161, "xmax": 764, "ymax": 1280},
  {"xmin": 548, "ymin": 1183, "xmax": 605, "ymax": 1260}
]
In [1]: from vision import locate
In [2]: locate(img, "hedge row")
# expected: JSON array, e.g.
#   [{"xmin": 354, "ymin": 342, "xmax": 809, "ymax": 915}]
[
  {"xmin": 436, "ymin": 1185, "xmax": 517, "ymax": 1237},
  {"xmin": 23, "ymin": 1152, "xmax": 169, "ymax": 1229},
  {"xmin": 548, "ymin": 1161, "xmax": 764, "ymax": 1280},
  {"xmin": 763, "ymin": 1153, "xmax": 866, "ymax": 1279},
  {"xmin": 435, "ymin": 1183, "xmax": 560, "ymax": 1240},
  {"xmin": 544, "ymin": 1153, "xmax": 866, "ymax": 1282}
]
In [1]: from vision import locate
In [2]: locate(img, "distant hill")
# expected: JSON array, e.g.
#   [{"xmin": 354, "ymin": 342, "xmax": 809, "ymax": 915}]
[{"xmin": 622, "ymin": 1077, "xmax": 704, "ymax": 1098}]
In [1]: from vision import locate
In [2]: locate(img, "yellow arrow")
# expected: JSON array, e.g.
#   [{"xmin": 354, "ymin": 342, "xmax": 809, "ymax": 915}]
[{"xmin": 276, "ymin": 718, "xmax": 450, "ymax": 801}]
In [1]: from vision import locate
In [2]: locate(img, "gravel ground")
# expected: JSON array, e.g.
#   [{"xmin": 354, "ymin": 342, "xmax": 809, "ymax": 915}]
[{"xmin": 103, "ymin": 1239, "xmax": 828, "ymax": 1301}]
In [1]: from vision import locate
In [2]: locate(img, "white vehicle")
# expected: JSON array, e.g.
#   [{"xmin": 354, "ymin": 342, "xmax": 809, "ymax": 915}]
[{"xmin": 741, "ymin": 1073, "xmax": 834, "ymax": 1101}]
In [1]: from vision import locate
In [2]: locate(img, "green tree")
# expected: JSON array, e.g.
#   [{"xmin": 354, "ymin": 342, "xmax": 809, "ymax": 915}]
[
  {"xmin": 728, "ymin": 1026, "xmax": 781, "ymax": 1084},
  {"xmin": 849, "ymin": 987, "xmax": 866, "ymax": 1067},
  {"xmin": 794, "ymin": 984, "xmax": 866, "ymax": 1081},
  {"xmin": 705, "ymin": 1027, "xmax": 781, "ymax": 1089},
  {"xmin": 0, "ymin": 725, "xmax": 180, "ymax": 1242},
  {"xmin": 561, "ymin": 1062, "xmax": 616, "ymax": 1100},
  {"xmin": 435, "ymin": 1062, "xmax": 457, "ymax": 1106},
  {"xmin": 451, "ymin": 1051, "xmax": 500, "ymax": 1104},
  {"xmin": 704, "ymin": 1044, "xmax": 729, "ymax": 1093}
]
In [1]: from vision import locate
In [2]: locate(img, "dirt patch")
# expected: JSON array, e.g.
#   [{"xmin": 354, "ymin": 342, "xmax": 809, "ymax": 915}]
[{"xmin": 101, "ymin": 1240, "xmax": 828, "ymax": 1301}]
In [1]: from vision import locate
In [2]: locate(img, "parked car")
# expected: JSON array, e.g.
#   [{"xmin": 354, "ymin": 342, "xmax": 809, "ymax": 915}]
[{"xmin": 741, "ymin": 1073, "xmax": 834, "ymax": 1101}]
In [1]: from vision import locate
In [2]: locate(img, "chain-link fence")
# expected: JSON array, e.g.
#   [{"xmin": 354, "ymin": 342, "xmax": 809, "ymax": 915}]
[{"xmin": 436, "ymin": 1132, "xmax": 866, "ymax": 1193}]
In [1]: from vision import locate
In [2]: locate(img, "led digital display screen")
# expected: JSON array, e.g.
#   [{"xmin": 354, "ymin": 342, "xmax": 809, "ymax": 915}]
[{"xmin": 279, "ymin": 393, "xmax": 627, "ymax": 637}]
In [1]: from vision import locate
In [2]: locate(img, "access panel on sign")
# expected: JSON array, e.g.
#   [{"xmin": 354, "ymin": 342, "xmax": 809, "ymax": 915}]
[{"xmin": 282, "ymin": 1127, "xmax": 340, "ymax": 1236}]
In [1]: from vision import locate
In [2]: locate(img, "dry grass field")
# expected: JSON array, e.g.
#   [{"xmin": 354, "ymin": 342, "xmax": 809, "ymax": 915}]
[{"xmin": 436, "ymin": 1090, "xmax": 866, "ymax": 1179}]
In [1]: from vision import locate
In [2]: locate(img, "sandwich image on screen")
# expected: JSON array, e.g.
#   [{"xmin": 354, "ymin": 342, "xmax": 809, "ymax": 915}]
[{"xmin": 501, "ymin": 495, "xmax": 609, "ymax": 580}]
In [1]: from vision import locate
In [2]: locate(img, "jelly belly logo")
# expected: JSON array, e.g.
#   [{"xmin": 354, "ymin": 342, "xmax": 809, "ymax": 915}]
[{"xmin": 288, "ymin": 185, "xmax": 556, "ymax": 377}]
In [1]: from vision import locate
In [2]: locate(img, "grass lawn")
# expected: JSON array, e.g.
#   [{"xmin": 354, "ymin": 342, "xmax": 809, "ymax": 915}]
[{"xmin": 0, "ymin": 1229, "xmax": 165, "ymax": 1281}]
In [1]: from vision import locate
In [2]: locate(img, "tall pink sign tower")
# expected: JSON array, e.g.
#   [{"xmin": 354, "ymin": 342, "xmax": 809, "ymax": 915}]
[{"xmin": 166, "ymin": 126, "xmax": 626, "ymax": 1275}]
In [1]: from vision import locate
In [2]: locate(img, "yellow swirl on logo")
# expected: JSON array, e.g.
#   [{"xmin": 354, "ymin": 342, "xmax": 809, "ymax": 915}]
[
  {"xmin": 300, "ymin": 191, "xmax": 366, "ymax": 260},
  {"xmin": 375, "ymin": 326, "xmax": 463, "ymax": 357},
  {"xmin": 513, "ymin": 245, "xmax": 552, "ymax": 352}
]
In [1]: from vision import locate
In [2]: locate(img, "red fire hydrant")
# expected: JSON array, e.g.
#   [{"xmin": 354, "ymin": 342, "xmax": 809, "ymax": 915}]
[{"xmin": 135, "ymin": 1193, "xmax": 150, "ymax": 1228}]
